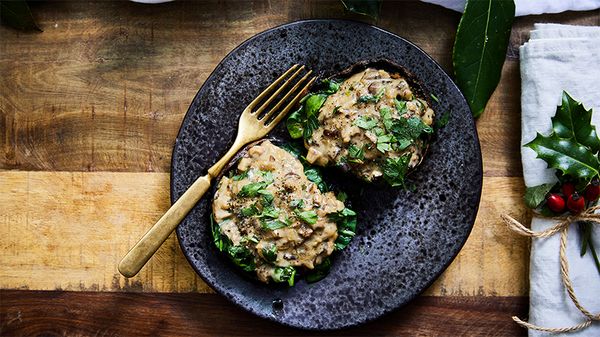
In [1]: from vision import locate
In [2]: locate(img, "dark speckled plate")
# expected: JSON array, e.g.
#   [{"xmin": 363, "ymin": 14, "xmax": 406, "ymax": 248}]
[{"xmin": 172, "ymin": 19, "xmax": 482, "ymax": 330}]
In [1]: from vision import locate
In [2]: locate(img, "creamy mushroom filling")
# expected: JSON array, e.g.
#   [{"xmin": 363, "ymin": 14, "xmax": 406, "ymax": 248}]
[
  {"xmin": 211, "ymin": 140, "xmax": 355, "ymax": 285},
  {"xmin": 287, "ymin": 68, "xmax": 435, "ymax": 187}
]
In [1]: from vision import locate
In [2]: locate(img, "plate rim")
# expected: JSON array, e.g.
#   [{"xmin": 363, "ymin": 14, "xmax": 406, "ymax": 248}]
[{"xmin": 171, "ymin": 18, "xmax": 483, "ymax": 330}]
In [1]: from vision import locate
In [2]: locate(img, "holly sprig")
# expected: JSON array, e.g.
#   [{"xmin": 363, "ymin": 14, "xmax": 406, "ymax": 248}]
[{"xmin": 524, "ymin": 91, "xmax": 600, "ymax": 274}]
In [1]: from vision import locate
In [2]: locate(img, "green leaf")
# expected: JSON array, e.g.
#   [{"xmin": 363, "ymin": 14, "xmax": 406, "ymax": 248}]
[
  {"xmin": 261, "ymin": 244, "xmax": 278, "ymax": 263},
  {"xmin": 348, "ymin": 144, "xmax": 365, "ymax": 163},
  {"xmin": 1, "ymin": 0, "xmax": 41, "ymax": 31},
  {"xmin": 286, "ymin": 106, "xmax": 305, "ymax": 139},
  {"xmin": 552, "ymin": 91, "xmax": 600, "ymax": 153},
  {"xmin": 238, "ymin": 181, "xmax": 270, "ymax": 198},
  {"xmin": 210, "ymin": 216, "xmax": 230, "ymax": 252},
  {"xmin": 357, "ymin": 88, "xmax": 385, "ymax": 104},
  {"xmin": 260, "ymin": 206, "xmax": 280, "ymax": 219},
  {"xmin": 382, "ymin": 154, "xmax": 412, "ymax": 188},
  {"xmin": 305, "ymin": 257, "xmax": 332, "ymax": 283},
  {"xmin": 453, "ymin": 0, "xmax": 515, "ymax": 118},
  {"xmin": 304, "ymin": 167, "xmax": 328, "ymax": 192},
  {"xmin": 341, "ymin": 0, "xmax": 382, "ymax": 19},
  {"xmin": 296, "ymin": 210, "xmax": 318, "ymax": 225},
  {"xmin": 395, "ymin": 99, "xmax": 408, "ymax": 114},
  {"xmin": 354, "ymin": 116, "xmax": 378, "ymax": 130},
  {"xmin": 261, "ymin": 219, "xmax": 289, "ymax": 231},
  {"xmin": 525, "ymin": 133, "xmax": 600, "ymax": 181},
  {"xmin": 286, "ymin": 94, "xmax": 326, "ymax": 139},
  {"xmin": 241, "ymin": 204, "xmax": 259, "ymax": 217},
  {"xmin": 232, "ymin": 170, "xmax": 248, "ymax": 181},
  {"xmin": 329, "ymin": 208, "xmax": 357, "ymax": 250},
  {"xmin": 227, "ymin": 245, "xmax": 255, "ymax": 272},
  {"xmin": 523, "ymin": 183, "xmax": 556, "ymax": 209},
  {"xmin": 272, "ymin": 266, "xmax": 296, "ymax": 286},
  {"xmin": 376, "ymin": 134, "xmax": 394, "ymax": 153},
  {"xmin": 321, "ymin": 79, "xmax": 342, "ymax": 94}
]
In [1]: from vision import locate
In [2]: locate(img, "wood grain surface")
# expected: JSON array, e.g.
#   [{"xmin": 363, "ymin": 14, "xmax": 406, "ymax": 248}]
[
  {"xmin": 1, "ymin": 0, "xmax": 598, "ymax": 335},
  {"xmin": 0, "ymin": 172, "xmax": 528, "ymax": 295},
  {"xmin": 0, "ymin": 291, "xmax": 528, "ymax": 337}
]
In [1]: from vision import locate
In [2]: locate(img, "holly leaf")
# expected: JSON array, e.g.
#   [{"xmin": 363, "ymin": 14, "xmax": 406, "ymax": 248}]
[
  {"xmin": 525, "ymin": 133, "xmax": 600, "ymax": 181},
  {"xmin": 523, "ymin": 183, "xmax": 555, "ymax": 209},
  {"xmin": 552, "ymin": 91, "xmax": 600, "ymax": 153}
]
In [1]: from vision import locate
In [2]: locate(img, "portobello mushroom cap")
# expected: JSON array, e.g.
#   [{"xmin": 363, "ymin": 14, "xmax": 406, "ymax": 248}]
[
  {"xmin": 303, "ymin": 59, "xmax": 435, "ymax": 185},
  {"xmin": 211, "ymin": 139, "xmax": 351, "ymax": 285}
]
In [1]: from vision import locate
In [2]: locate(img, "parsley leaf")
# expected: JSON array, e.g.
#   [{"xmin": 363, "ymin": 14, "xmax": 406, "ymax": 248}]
[
  {"xmin": 329, "ymin": 208, "xmax": 357, "ymax": 250},
  {"xmin": 376, "ymin": 134, "xmax": 395, "ymax": 153},
  {"xmin": 261, "ymin": 244, "xmax": 278, "ymax": 263},
  {"xmin": 348, "ymin": 144, "xmax": 365, "ymax": 163},
  {"xmin": 241, "ymin": 204, "xmax": 259, "ymax": 217},
  {"xmin": 232, "ymin": 170, "xmax": 248, "ymax": 181},
  {"xmin": 354, "ymin": 115, "xmax": 378, "ymax": 130},
  {"xmin": 272, "ymin": 266, "xmax": 296, "ymax": 286},
  {"xmin": 238, "ymin": 181, "xmax": 270, "ymax": 198},
  {"xmin": 227, "ymin": 245, "xmax": 255, "ymax": 272},
  {"xmin": 296, "ymin": 210, "xmax": 318, "ymax": 225},
  {"xmin": 261, "ymin": 219, "xmax": 289, "ymax": 231},
  {"xmin": 382, "ymin": 154, "xmax": 412, "ymax": 188},
  {"xmin": 395, "ymin": 99, "xmax": 408, "ymax": 113}
]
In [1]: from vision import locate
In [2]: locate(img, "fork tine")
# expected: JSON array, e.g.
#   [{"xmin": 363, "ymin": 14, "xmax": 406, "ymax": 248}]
[
  {"xmin": 253, "ymin": 65, "xmax": 305, "ymax": 116},
  {"xmin": 246, "ymin": 64, "xmax": 299, "ymax": 110},
  {"xmin": 261, "ymin": 70, "xmax": 313, "ymax": 123},
  {"xmin": 264, "ymin": 76, "xmax": 317, "ymax": 129}
]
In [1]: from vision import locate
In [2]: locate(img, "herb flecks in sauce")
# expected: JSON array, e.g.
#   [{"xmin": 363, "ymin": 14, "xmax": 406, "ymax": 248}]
[
  {"xmin": 296, "ymin": 68, "xmax": 435, "ymax": 185},
  {"xmin": 212, "ymin": 141, "xmax": 356, "ymax": 285}
]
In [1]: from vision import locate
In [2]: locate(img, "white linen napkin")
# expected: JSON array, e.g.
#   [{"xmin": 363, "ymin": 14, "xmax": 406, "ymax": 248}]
[
  {"xmin": 520, "ymin": 24, "xmax": 600, "ymax": 336},
  {"xmin": 422, "ymin": 0, "xmax": 600, "ymax": 16}
]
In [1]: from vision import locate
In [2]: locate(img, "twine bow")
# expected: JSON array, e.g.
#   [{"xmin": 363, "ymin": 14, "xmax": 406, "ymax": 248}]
[{"xmin": 502, "ymin": 205, "xmax": 600, "ymax": 333}]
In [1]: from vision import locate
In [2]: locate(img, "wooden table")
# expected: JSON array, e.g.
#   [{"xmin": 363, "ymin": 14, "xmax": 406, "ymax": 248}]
[{"xmin": 1, "ymin": 1, "xmax": 598, "ymax": 335}]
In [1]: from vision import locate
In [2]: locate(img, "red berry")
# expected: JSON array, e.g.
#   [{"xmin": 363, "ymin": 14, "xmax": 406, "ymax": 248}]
[
  {"xmin": 546, "ymin": 193, "xmax": 566, "ymax": 213},
  {"xmin": 567, "ymin": 192, "xmax": 585, "ymax": 214},
  {"xmin": 585, "ymin": 177, "xmax": 600, "ymax": 201},
  {"xmin": 562, "ymin": 182, "xmax": 575, "ymax": 198}
]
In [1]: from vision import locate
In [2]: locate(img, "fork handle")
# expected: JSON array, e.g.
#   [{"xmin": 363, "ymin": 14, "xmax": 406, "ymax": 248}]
[{"xmin": 118, "ymin": 174, "xmax": 212, "ymax": 278}]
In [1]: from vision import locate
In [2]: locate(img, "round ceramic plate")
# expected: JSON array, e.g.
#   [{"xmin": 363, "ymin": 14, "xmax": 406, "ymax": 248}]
[{"xmin": 172, "ymin": 19, "xmax": 482, "ymax": 330}]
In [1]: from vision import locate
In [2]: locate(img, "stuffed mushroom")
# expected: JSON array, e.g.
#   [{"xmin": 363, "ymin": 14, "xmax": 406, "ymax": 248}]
[
  {"xmin": 211, "ymin": 140, "xmax": 356, "ymax": 285},
  {"xmin": 287, "ymin": 61, "xmax": 435, "ymax": 187}
]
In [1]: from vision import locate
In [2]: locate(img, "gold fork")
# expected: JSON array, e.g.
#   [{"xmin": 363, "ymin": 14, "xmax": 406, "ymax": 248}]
[{"xmin": 118, "ymin": 64, "xmax": 316, "ymax": 278}]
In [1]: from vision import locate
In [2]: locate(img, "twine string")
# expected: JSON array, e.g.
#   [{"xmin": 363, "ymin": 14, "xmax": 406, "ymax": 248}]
[{"xmin": 501, "ymin": 207, "xmax": 600, "ymax": 333}]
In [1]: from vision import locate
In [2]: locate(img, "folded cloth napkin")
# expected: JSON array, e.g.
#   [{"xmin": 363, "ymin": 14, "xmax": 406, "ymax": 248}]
[
  {"xmin": 422, "ymin": 0, "xmax": 600, "ymax": 16},
  {"xmin": 520, "ymin": 24, "xmax": 600, "ymax": 336}
]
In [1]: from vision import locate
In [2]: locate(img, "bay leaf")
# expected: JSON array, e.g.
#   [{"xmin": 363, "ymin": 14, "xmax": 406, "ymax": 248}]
[
  {"xmin": 453, "ymin": 0, "xmax": 514, "ymax": 117},
  {"xmin": 340, "ymin": 0, "xmax": 382, "ymax": 19},
  {"xmin": 1, "ymin": 0, "xmax": 41, "ymax": 31}
]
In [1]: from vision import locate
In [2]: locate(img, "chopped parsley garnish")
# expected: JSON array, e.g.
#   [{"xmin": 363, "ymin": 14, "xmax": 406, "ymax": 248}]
[
  {"xmin": 261, "ymin": 219, "xmax": 288, "ymax": 231},
  {"xmin": 260, "ymin": 206, "xmax": 280, "ymax": 219},
  {"xmin": 382, "ymin": 154, "xmax": 412, "ymax": 188},
  {"xmin": 232, "ymin": 170, "xmax": 248, "ymax": 181},
  {"xmin": 395, "ymin": 99, "xmax": 408, "ymax": 114},
  {"xmin": 261, "ymin": 244, "xmax": 278, "ymax": 263},
  {"xmin": 226, "ymin": 245, "xmax": 255, "ymax": 272},
  {"xmin": 296, "ymin": 210, "xmax": 318, "ymax": 225},
  {"xmin": 357, "ymin": 88, "xmax": 385, "ymax": 104},
  {"xmin": 238, "ymin": 181, "xmax": 270, "ymax": 198},
  {"xmin": 354, "ymin": 115, "xmax": 378, "ymax": 130},
  {"xmin": 273, "ymin": 266, "xmax": 296, "ymax": 286},
  {"xmin": 431, "ymin": 93, "xmax": 440, "ymax": 103},
  {"xmin": 347, "ymin": 144, "xmax": 365, "ymax": 163},
  {"xmin": 241, "ymin": 204, "xmax": 259, "ymax": 217},
  {"xmin": 290, "ymin": 199, "xmax": 305, "ymax": 209},
  {"xmin": 329, "ymin": 208, "xmax": 357, "ymax": 250},
  {"xmin": 376, "ymin": 134, "xmax": 395, "ymax": 153}
]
